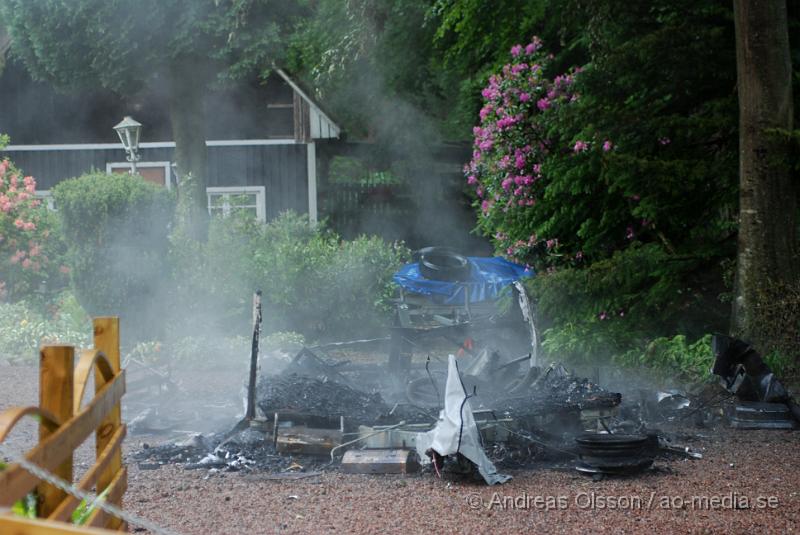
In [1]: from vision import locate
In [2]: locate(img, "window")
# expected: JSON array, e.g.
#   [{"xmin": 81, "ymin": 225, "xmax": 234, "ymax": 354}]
[
  {"xmin": 106, "ymin": 161, "xmax": 172, "ymax": 189},
  {"xmin": 34, "ymin": 190, "xmax": 56, "ymax": 211},
  {"xmin": 207, "ymin": 186, "xmax": 266, "ymax": 222}
]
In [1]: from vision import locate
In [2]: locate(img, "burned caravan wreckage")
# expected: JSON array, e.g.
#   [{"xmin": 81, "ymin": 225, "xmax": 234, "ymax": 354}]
[{"xmin": 131, "ymin": 248, "xmax": 794, "ymax": 483}]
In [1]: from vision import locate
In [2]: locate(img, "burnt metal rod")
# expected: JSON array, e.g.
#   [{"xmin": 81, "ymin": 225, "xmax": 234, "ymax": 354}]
[
  {"xmin": 245, "ymin": 290, "xmax": 263, "ymax": 421},
  {"xmin": 493, "ymin": 353, "xmax": 532, "ymax": 372}
]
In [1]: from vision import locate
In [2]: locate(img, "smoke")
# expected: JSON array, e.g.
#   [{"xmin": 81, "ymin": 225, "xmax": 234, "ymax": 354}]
[{"xmin": 0, "ymin": 0, "xmax": 500, "ymax": 439}]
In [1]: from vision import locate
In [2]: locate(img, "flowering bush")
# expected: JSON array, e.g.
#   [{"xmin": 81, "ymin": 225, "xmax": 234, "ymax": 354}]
[
  {"xmin": 0, "ymin": 155, "xmax": 66, "ymax": 301},
  {"xmin": 466, "ymin": 37, "xmax": 589, "ymax": 267},
  {"xmin": 468, "ymin": 34, "xmax": 739, "ymax": 371},
  {"xmin": 467, "ymin": 35, "xmax": 737, "ymax": 271}
]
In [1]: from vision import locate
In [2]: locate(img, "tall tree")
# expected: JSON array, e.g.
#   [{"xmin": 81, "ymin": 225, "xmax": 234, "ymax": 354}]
[
  {"xmin": 0, "ymin": 0, "xmax": 302, "ymax": 238},
  {"xmin": 732, "ymin": 0, "xmax": 799, "ymax": 353}
]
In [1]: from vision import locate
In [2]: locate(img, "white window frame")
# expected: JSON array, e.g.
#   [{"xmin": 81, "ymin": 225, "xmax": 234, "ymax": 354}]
[
  {"xmin": 34, "ymin": 190, "xmax": 56, "ymax": 211},
  {"xmin": 206, "ymin": 186, "xmax": 266, "ymax": 223},
  {"xmin": 105, "ymin": 161, "xmax": 173, "ymax": 190}
]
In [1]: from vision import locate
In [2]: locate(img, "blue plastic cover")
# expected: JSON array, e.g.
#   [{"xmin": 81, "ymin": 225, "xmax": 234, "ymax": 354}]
[{"xmin": 393, "ymin": 257, "xmax": 533, "ymax": 305}]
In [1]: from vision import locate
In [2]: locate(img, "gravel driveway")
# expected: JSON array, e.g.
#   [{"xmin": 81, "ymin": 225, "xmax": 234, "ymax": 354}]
[{"xmin": 2, "ymin": 362, "xmax": 799, "ymax": 534}]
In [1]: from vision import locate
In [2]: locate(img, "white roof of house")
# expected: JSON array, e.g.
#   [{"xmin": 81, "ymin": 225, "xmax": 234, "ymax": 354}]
[{"xmin": 275, "ymin": 68, "xmax": 341, "ymax": 140}]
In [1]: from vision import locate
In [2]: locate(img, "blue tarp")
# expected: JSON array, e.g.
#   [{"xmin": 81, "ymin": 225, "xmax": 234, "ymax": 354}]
[{"xmin": 393, "ymin": 257, "xmax": 533, "ymax": 305}]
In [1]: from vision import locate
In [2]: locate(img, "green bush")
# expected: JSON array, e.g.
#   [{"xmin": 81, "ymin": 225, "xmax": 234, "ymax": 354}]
[
  {"xmin": 171, "ymin": 211, "xmax": 410, "ymax": 340},
  {"xmin": 249, "ymin": 212, "xmax": 410, "ymax": 338},
  {"xmin": 528, "ymin": 242, "xmax": 734, "ymax": 386},
  {"xmin": 52, "ymin": 172, "xmax": 175, "ymax": 341},
  {"xmin": 614, "ymin": 334, "xmax": 715, "ymax": 384}
]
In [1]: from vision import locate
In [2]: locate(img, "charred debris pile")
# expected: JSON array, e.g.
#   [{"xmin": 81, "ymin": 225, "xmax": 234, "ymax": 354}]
[
  {"xmin": 131, "ymin": 249, "xmax": 796, "ymax": 483},
  {"xmin": 132, "ymin": 329, "xmax": 712, "ymax": 482}
]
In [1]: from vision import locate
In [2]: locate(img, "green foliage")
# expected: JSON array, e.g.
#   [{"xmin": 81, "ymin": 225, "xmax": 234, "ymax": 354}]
[
  {"xmin": 171, "ymin": 211, "xmax": 410, "ymax": 340},
  {"xmin": 288, "ymin": 0, "xmax": 448, "ymax": 139},
  {"xmin": 52, "ymin": 172, "xmax": 174, "ymax": 340},
  {"xmin": 249, "ymin": 212, "xmax": 409, "ymax": 337},
  {"xmin": 11, "ymin": 492, "xmax": 37, "ymax": 519},
  {"xmin": 530, "ymin": 244, "xmax": 729, "ymax": 379},
  {"xmin": 614, "ymin": 334, "xmax": 714, "ymax": 384},
  {"xmin": 0, "ymin": 293, "xmax": 90, "ymax": 362},
  {"xmin": 431, "ymin": 0, "xmax": 568, "ymax": 136},
  {"xmin": 71, "ymin": 488, "xmax": 110, "ymax": 526},
  {"xmin": 0, "ymin": 0, "xmax": 305, "ymax": 93},
  {"xmin": 328, "ymin": 156, "xmax": 404, "ymax": 186}
]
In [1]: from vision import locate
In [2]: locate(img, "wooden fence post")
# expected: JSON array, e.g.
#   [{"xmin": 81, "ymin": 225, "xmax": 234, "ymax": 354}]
[
  {"xmin": 93, "ymin": 317, "xmax": 122, "ymax": 530},
  {"xmin": 38, "ymin": 344, "xmax": 75, "ymax": 517}
]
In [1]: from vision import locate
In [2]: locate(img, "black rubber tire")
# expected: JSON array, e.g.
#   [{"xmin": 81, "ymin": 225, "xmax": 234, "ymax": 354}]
[{"xmin": 416, "ymin": 246, "xmax": 472, "ymax": 281}]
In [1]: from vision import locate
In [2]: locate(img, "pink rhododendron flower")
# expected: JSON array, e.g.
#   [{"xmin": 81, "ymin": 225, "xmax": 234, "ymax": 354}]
[
  {"xmin": 518, "ymin": 92, "xmax": 530, "ymax": 103},
  {"xmin": 602, "ymin": 140, "xmax": 613, "ymax": 152},
  {"xmin": 510, "ymin": 44, "xmax": 523, "ymax": 57},
  {"xmin": 13, "ymin": 218, "xmax": 24, "ymax": 229},
  {"xmin": 536, "ymin": 98, "xmax": 550, "ymax": 111},
  {"xmin": 573, "ymin": 140, "xmax": 588, "ymax": 153},
  {"xmin": 659, "ymin": 137, "xmax": 671, "ymax": 145}
]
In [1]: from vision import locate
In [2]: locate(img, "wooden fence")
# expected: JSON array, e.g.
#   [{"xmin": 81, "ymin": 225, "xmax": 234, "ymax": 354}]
[
  {"xmin": 318, "ymin": 183, "xmax": 415, "ymax": 240},
  {"xmin": 0, "ymin": 317, "xmax": 126, "ymax": 534}
]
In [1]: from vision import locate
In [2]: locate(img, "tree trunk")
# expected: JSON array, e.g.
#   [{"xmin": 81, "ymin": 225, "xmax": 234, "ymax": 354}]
[
  {"xmin": 168, "ymin": 58, "xmax": 210, "ymax": 241},
  {"xmin": 731, "ymin": 0, "xmax": 798, "ymax": 353}
]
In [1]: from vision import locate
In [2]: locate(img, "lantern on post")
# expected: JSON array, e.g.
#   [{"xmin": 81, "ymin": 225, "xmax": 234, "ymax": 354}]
[{"xmin": 113, "ymin": 116, "xmax": 142, "ymax": 174}]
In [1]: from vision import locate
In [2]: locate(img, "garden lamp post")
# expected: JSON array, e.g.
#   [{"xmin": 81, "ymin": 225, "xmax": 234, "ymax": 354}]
[{"xmin": 113, "ymin": 115, "xmax": 142, "ymax": 175}]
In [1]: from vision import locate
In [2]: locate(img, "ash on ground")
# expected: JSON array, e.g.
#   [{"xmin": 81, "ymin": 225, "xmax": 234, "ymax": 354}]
[{"xmin": 132, "ymin": 428, "xmax": 331, "ymax": 474}]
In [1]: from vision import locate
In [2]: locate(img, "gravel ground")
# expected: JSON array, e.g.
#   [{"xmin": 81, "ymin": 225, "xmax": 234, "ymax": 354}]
[{"xmin": 3, "ymin": 362, "xmax": 800, "ymax": 534}]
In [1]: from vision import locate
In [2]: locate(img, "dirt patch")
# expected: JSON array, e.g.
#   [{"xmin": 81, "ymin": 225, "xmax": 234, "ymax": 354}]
[{"xmin": 123, "ymin": 430, "xmax": 800, "ymax": 534}]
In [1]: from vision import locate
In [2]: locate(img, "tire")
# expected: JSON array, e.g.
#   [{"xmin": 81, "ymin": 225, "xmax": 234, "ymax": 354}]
[{"xmin": 416, "ymin": 246, "xmax": 472, "ymax": 281}]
